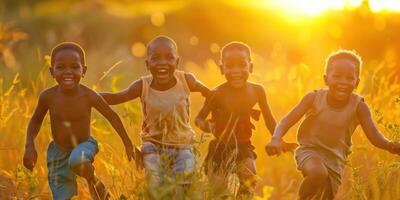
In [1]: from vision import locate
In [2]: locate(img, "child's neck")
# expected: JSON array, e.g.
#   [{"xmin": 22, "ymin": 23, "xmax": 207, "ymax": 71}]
[
  {"xmin": 226, "ymin": 81, "xmax": 248, "ymax": 90},
  {"xmin": 58, "ymin": 84, "xmax": 81, "ymax": 96},
  {"xmin": 151, "ymin": 77, "xmax": 177, "ymax": 91}
]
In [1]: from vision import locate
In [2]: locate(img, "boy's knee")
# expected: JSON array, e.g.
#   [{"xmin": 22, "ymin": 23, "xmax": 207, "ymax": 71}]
[
  {"xmin": 306, "ymin": 165, "xmax": 329, "ymax": 184},
  {"xmin": 238, "ymin": 159, "xmax": 257, "ymax": 196},
  {"xmin": 68, "ymin": 139, "xmax": 97, "ymax": 170},
  {"xmin": 68, "ymin": 150, "xmax": 89, "ymax": 169},
  {"xmin": 238, "ymin": 158, "xmax": 256, "ymax": 180},
  {"xmin": 143, "ymin": 153, "xmax": 161, "ymax": 172},
  {"xmin": 174, "ymin": 149, "xmax": 195, "ymax": 173},
  {"xmin": 302, "ymin": 157, "xmax": 329, "ymax": 183}
]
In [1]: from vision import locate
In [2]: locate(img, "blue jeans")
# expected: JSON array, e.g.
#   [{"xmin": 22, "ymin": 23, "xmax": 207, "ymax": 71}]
[
  {"xmin": 141, "ymin": 141, "xmax": 195, "ymax": 186},
  {"xmin": 47, "ymin": 137, "xmax": 98, "ymax": 200}
]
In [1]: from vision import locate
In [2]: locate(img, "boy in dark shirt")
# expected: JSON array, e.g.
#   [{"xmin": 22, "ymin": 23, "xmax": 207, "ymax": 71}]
[
  {"xmin": 23, "ymin": 42, "xmax": 138, "ymax": 200},
  {"xmin": 195, "ymin": 41, "xmax": 296, "ymax": 199}
]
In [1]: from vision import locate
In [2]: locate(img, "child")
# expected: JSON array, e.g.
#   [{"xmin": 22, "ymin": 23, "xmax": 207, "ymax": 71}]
[
  {"xmin": 265, "ymin": 50, "xmax": 400, "ymax": 199},
  {"xmin": 23, "ymin": 42, "xmax": 139, "ymax": 200},
  {"xmin": 195, "ymin": 41, "xmax": 296, "ymax": 199},
  {"xmin": 100, "ymin": 36, "xmax": 209, "ymax": 190}
]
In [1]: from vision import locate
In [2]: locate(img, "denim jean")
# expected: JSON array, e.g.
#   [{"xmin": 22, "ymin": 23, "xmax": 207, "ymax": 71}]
[{"xmin": 141, "ymin": 141, "xmax": 195, "ymax": 186}]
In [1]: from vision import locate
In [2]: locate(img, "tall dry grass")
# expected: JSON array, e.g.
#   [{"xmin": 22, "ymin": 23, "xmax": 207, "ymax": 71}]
[{"xmin": 0, "ymin": 51, "xmax": 399, "ymax": 199}]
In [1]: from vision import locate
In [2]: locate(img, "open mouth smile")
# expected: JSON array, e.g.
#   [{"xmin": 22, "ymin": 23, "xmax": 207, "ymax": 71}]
[
  {"xmin": 155, "ymin": 68, "xmax": 170, "ymax": 78},
  {"xmin": 62, "ymin": 77, "xmax": 75, "ymax": 85}
]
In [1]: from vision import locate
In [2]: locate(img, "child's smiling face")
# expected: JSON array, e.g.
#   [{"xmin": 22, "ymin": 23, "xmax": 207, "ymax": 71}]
[
  {"xmin": 51, "ymin": 49, "xmax": 86, "ymax": 90},
  {"xmin": 221, "ymin": 49, "xmax": 252, "ymax": 88},
  {"xmin": 324, "ymin": 58, "xmax": 359, "ymax": 102},
  {"xmin": 146, "ymin": 39, "xmax": 179, "ymax": 85}
]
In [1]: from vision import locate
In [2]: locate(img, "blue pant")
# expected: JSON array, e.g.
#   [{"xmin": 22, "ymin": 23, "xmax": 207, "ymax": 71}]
[
  {"xmin": 141, "ymin": 141, "xmax": 195, "ymax": 186},
  {"xmin": 47, "ymin": 137, "xmax": 98, "ymax": 200}
]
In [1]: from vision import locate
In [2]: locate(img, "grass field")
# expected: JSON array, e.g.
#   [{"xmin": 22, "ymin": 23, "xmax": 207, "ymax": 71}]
[{"xmin": 1, "ymin": 1, "xmax": 400, "ymax": 199}]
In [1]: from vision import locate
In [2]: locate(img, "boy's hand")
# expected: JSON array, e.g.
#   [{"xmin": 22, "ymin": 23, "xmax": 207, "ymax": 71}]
[
  {"xmin": 195, "ymin": 118, "xmax": 215, "ymax": 133},
  {"xmin": 23, "ymin": 146, "xmax": 37, "ymax": 171},
  {"xmin": 265, "ymin": 137, "xmax": 284, "ymax": 156},
  {"xmin": 124, "ymin": 141, "xmax": 144, "ymax": 169},
  {"xmin": 133, "ymin": 148, "xmax": 144, "ymax": 170},
  {"xmin": 124, "ymin": 141, "xmax": 135, "ymax": 161},
  {"xmin": 387, "ymin": 141, "xmax": 400, "ymax": 155},
  {"xmin": 282, "ymin": 141, "xmax": 298, "ymax": 153}
]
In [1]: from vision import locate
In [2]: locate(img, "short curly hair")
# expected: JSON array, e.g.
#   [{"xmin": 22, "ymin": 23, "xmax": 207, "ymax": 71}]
[
  {"xmin": 220, "ymin": 41, "xmax": 252, "ymax": 64},
  {"xmin": 325, "ymin": 49, "xmax": 362, "ymax": 76},
  {"xmin": 146, "ymin": 35, "xmax": 178, "ymax": 56},
  {"xmin": 50, "ymin": 42, "xmax": 86, "ymax": 66}
]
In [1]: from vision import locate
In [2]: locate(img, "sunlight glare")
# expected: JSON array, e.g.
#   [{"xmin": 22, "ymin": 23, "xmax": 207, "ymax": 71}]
[
  {"xmin": 263, "ymin": 0, "xmax": 400, "ymax": 16},
  {"xmin": 347, "ymin": 0, "xmax": 363, "ymax": 7},
  {"xmin": 369, "ymin": 0, "xmax": 400, "ymax": 12},
  {"xmin": 267, "ymin": 0, "xmax": 346, "ymax": 16}
]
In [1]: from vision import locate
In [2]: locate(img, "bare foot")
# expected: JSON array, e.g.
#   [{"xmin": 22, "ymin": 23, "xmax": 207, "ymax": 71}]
[{"xmin": 88, "ymin": 178, "xmax": 110, "ymax": 200}]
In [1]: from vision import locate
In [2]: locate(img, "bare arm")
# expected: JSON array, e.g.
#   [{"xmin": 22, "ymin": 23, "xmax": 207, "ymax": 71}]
[
  {"xmin": 23, "ymin": 91, "xmax": 49, "ymax": 170},
  {"xmin": 357, "ymin": 100, "xmax": 392, "ymax": 150},
  {"xmin": 256, "ymin": 85, "xmax": 276, "ymax": 135},
  {"xmin": 91, "ymin": 91, "xmax": 132, "ymax": 145},
  {"xmin": 99, "ymin": 79, "xmax": 142, "ymax": 105},
  {"xmin": 90, "ymin": 91, "xmax": 137, "ymax": 161},
  {"xmin": 272, "ymin": 92, "xmax": 315, "ymax": 139},
  {"xmin": 265, "ymin": 92, "xmax": 315, "ymax": 156},
  {"xmin": 195, "ymin": 91, "xmax": 216, "ymax": 133},
  {"xmin": 184, "ymin": 72, "xmax": 210, "ymax": 97}
]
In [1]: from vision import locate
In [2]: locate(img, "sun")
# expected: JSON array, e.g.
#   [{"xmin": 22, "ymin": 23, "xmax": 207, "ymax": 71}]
[
  {"xmin": 262, "ymin": 0, "xmax": 400, "ymax": 16},
  {"xmin": 368, "ymin": 0, "xmax": 400, "ymax": 12},
  {"xmin": 265, "ymin": 0, "xmax": 355, "ymax": 16}
]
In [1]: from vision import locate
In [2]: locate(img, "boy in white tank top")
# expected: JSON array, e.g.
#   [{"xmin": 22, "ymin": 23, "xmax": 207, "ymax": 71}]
[
  {"xmin": 266, "ymin": 50, "xmax": 400, "ymax": 199},
  {"xmin": 100, "ymin": 36, "xmax": 209, "ymax": 195}
]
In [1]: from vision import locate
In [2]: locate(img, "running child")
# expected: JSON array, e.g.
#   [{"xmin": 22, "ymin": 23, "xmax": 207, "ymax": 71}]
[
  {"xmin": 23, "ymin": 42, "xmax": 139, "ymax": 200},
  {"xmin": 195, "ymin": 41, "xmax": 296, "ymax": 199},
  {"xmin": 265, "ymin": 50, "xmax": 400, "ymax": 199},
  {"xmin": 100, "ymin": 36, "xmax": 209, "ymax": 191}
]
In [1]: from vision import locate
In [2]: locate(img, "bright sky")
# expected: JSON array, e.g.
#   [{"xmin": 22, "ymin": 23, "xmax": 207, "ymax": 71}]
[{"xmin": 262, "ymin": 0, "xmax": 400, "ymax": 16}]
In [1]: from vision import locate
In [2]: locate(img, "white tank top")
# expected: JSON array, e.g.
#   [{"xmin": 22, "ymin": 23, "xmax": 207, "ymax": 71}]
[{"xmin": 140, "ymin": 70, "xmax": 194, "ymax": 147}]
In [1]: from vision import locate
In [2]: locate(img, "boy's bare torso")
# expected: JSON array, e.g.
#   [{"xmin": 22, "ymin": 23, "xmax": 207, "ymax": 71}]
[{"xmin": 43, "ymin": 85, "xmax": 94, "ymax": 148}]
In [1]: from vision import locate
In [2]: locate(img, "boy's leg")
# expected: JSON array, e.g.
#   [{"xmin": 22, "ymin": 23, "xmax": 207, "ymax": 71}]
[
  {"xmin": 172, "ymin": 148, "xmax": 195, "ymax": 199},
  {"xmin": 68, "ymin": 137, "xmax": 109, "ymax": 200},
  {"xmin": 173, "ymin": 148, "xmax": 195, "ymax": 183},
  {"xmin": 237, "ymin": 158, "xmax": 257, "ymax": 200},
  {"xmin": 205, "ymin": 141, "xmax": 236, "ymax": 198},
  {"xmin": 298, "ymin": 156, "xmax": 331, "ymax": 200},
  {"xmin": 170, "ymin": 148, "xmax": 196, "ymax": 199},
  {"xmin": 47, "ymin": 141, "xmax": 78, "ymax": 200},
  {"xmin": 205, "ymin": 158, "xmax": 231, "ymax": 198},
  {"xmin": 207, "ymin": 169, "xmax": 230, "ymax": 199},
  {"xmin": 143, "ymin": 153, "xmax": 162, "ymax": 188},
  {"xmin": 142, "ymin": 141, "xmax": 163, "ymax": 189}
]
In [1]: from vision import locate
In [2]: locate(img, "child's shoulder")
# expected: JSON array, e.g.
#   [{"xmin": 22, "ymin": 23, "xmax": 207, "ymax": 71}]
[
  {"xmin": 39, "ymin": 85, "xmax": 58, "ymax": 99},
  {"xmin": 300, "ymin": 90, "xmax": 319, "ymax": 104},
  {"xmin": 351, "ymin": 91, "xmax": 363, "ymax": 100},
  {"xmin": 205, "ymin": 83, "xmax": 227, "ymax": 100},
  {"xmin": 212, "ymin": 82, "xmax": 229, "ymax": 92},
  {"xmin": 247, "ymin": 81, "xmax": 265, "ymax": 91},
  {"xmin": 182, "ymin": 71, "xmax": 196, "ymax": 81},
  {"xmin": 79, "ymin": 84, "xmax": 101, "ymax": 97}
]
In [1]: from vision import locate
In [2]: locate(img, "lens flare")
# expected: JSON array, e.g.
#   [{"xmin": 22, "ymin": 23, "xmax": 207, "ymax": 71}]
[{"xmin": 260, "ymin": 0, "xmax": 400, "ymax": 16}]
